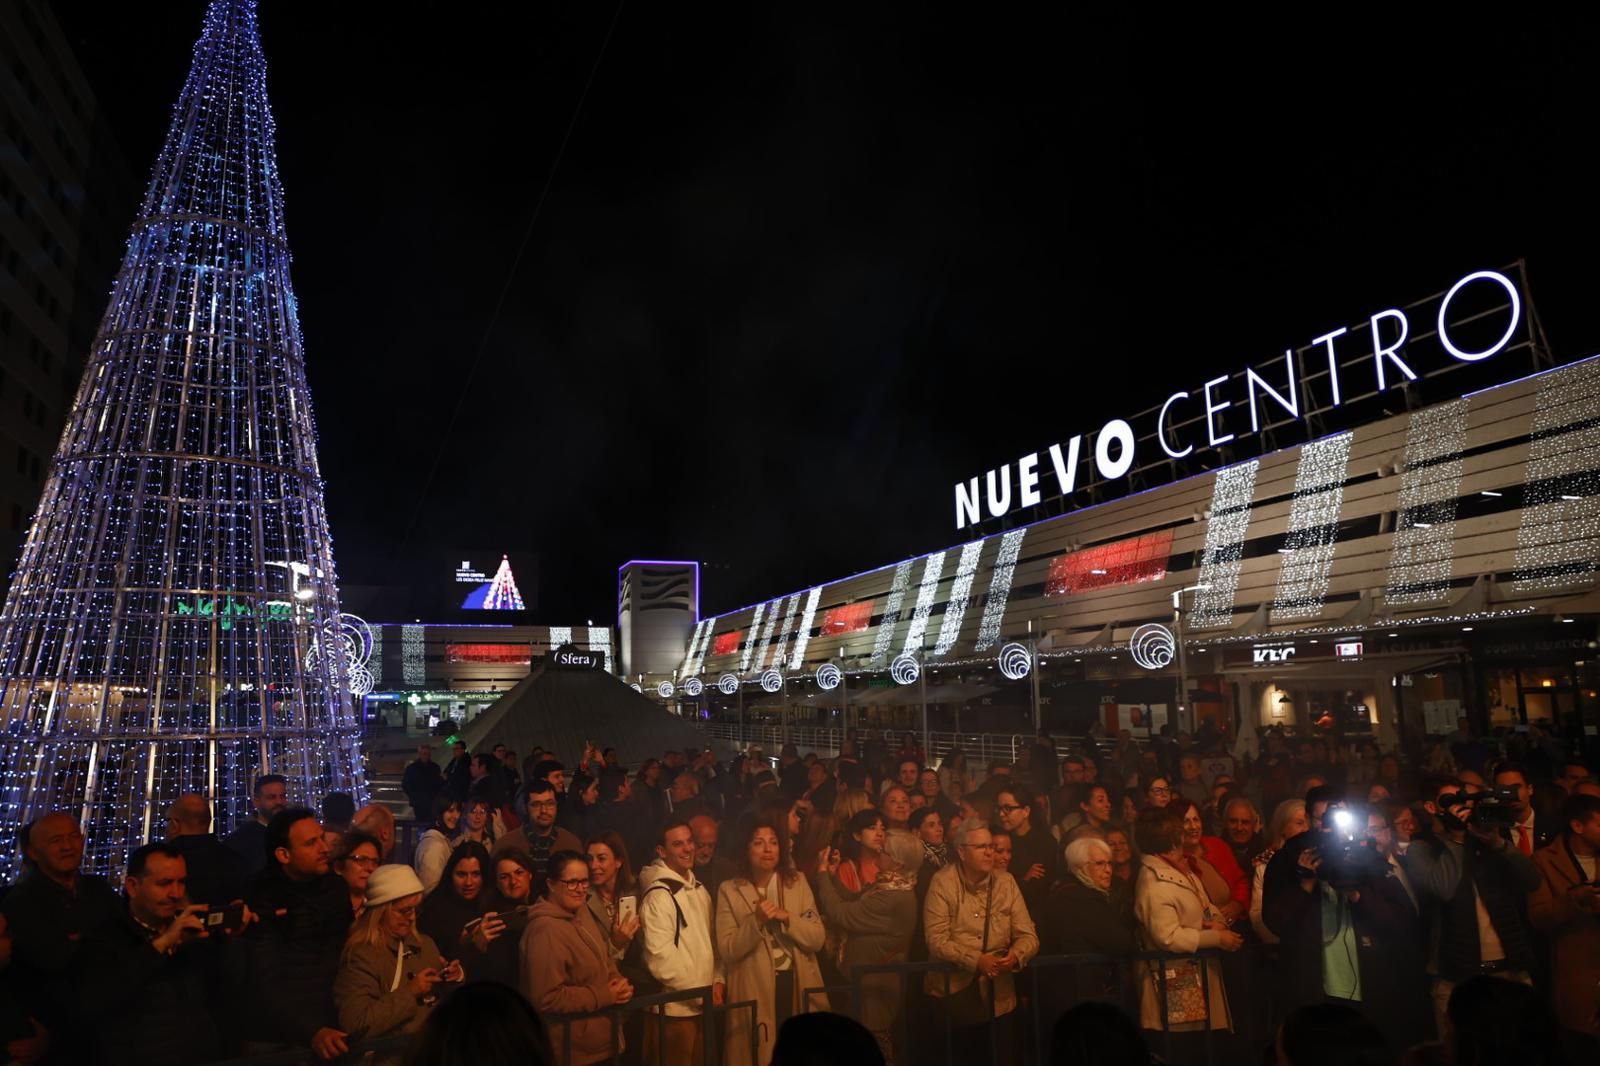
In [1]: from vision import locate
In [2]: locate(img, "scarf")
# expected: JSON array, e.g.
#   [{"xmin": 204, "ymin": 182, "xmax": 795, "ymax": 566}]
[
  {"xmin": 1073, "ymin": 859, "xmax": 1109, "ymax": 897},
  {"xmin": 922, "ymin": 841, "xmax": 949, "ymax": 869}
]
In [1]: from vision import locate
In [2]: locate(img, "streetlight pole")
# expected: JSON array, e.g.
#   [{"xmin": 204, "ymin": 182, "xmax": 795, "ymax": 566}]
[
  {"xmin": 1172, "ymin": 583, "xmax": 1210, "ymax": 735},
  {"xmin": 919, "ymin": 659, "xmax": 930, "ymax": 764},
  {"xmin": 1028, "ymin": 618, "xmax": 1042, "ymax": 732}
]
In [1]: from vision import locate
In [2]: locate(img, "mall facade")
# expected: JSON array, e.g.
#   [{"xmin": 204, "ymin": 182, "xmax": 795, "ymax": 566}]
[{"xmin": 645, "ymin": 264, "xmax": 1600, "ymax": 755}]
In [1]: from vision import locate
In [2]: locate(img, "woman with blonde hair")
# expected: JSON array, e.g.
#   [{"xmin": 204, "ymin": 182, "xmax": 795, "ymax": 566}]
[
  {"xmin": 334, "ymin": 865, "xmax": 462, "ymax": 1043},
  {"xmin": 1249, "ymin": 799, "xmax": 1309, "ymax": 943}
]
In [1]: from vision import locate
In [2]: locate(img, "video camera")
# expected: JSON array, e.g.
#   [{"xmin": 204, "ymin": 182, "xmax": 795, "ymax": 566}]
[
  {"xmin": 1435, "ymin": 786, "xmax": 1520, "ymax": 830},
  {"xmin": 1316, "ymin": 805, "xmax": 1387, "ymax": 889}
]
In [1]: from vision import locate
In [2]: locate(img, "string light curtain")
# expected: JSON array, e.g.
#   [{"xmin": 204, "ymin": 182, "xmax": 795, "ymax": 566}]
[{"xmin": 0, "ymin": 0, "xmax": 365, "ymax": 875}]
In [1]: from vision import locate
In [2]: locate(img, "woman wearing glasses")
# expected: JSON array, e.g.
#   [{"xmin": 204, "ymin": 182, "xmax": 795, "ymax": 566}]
[
  {"xmin": 333, "ymin": 830, "xmax": 383, "ymax": 920},
  {"xmin": 524, "ymin": 851, "xmax": 634, "ymax": 1065},
  {"xmin": 334, "ymin": 865, "xmax": 463, "ymax": 1044}
]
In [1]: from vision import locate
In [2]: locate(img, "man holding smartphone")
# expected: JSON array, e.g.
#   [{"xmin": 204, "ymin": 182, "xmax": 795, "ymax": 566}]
[{"xmin": 79, "ymin": 841, "xmax": 256, "ymax": 1063}]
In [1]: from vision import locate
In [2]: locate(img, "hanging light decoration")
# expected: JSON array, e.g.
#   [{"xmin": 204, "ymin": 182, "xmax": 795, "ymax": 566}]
[
  {"xmin": 815, "ymin": 663, "xmax": 842, "ymax": 690},
  {"xmin": 998, "ymin": 642, "xmax": 1032, "ymax": 680}
]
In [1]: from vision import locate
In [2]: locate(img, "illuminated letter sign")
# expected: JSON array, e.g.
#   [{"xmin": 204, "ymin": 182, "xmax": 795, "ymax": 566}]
[
  {"xmin": 950, "ymin": 268, "xmax": 1525, "ymax": 530},
  {"xmin": 1252, "ymin": 644, "xmax": 1297, "ymax": 665}
]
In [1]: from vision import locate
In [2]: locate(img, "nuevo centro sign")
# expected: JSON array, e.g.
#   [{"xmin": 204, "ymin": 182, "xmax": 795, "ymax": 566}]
[{"xmin": 952, "ymin": 269, "xmax": 1523, "ymax": 530}]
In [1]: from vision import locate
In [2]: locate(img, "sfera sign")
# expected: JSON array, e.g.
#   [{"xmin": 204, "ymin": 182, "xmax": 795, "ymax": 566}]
[
  {"xmin": 548, "ymin": 648, "xmax": 605, "ymax": 670},
  {"xmin": 953, "ymin": 269, "xmax": 1524, "ymax": 530}
]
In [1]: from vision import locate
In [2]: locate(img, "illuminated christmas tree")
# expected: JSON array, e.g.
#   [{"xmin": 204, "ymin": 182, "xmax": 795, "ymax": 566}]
[
  {"xmin": 0, "ymin": 0, "xmax": 365, "ymax": 875},
  {"xmin": 483, "ymin": 555, "xmax": 526, "ymax": 611}
]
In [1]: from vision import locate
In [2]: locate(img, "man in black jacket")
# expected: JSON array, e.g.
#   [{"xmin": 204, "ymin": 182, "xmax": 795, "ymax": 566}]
[
  {"xmin": 166, "ymin": 794, "xmax": 247, "ymax": 907},
  {"xmin": 401, "ymin": 744, "xmax": 444, "ymax": 821},
  {"xmin": 244, "ymin": 808, "xmax": 353, "ymax": 1061},
  {"xmin": 0, "ymin": 812, "xmax": 121, "ymax": 1061},
  {"xmin": 80, "ymin": 841, "xmax": 250, "ymax": 1064},
  {"xmin": 222, "ymin": 774, "xmax": 288, "ymax": 878},
  {"xmin": 1403, "ymin": 777, "xmax": 1542, "ymax": 1038},
  {"xmin": 1262, "ymin": 802, "xmax": 1429, "ymax": 1049}
]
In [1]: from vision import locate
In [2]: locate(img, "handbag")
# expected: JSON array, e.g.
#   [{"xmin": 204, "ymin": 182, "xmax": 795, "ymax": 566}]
[
  {"xmin": 1144, "ymin": 859, "xmax": 1212, "ymax": 1026},
  {"xmin": 944, "ymin": 876, "xmax": 995, "ymax": 1027}
]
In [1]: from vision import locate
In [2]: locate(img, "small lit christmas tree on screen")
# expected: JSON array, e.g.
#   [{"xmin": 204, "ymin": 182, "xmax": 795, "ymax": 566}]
[{"xmin": 483, "ymin": 555, "xmax": 527, "ymax": 611}]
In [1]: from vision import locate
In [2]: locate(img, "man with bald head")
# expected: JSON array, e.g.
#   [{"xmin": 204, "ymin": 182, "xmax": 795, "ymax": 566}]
[
  {"xmin": 689, "ymin": 814, "xmax": 735, "ymax": 900},
  {"xmin": 166, "ymin": 794, "xmax": 247, "ymax": 906},
  {"xmin": 0, "ymin": 813, "xmax": 120, "ymax": 1057}
]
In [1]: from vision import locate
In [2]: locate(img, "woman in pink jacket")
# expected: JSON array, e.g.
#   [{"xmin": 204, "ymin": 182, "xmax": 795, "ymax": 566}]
[{"xmin": 522, "ymin": 851, "xmax": 634, "ymax": 1065}]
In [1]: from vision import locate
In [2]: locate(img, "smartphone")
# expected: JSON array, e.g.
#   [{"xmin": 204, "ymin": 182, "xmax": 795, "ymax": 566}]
[
  {"xmin": 617, "ymin": 895, "xmax": 638, "ymax": 924},
  {"xmin": 499, "ymin": 905, "xmax": 533, "ymax": 935},
  {"xmin": 205, "ymin": 901, "xmax": 247, "ymax": 935}
]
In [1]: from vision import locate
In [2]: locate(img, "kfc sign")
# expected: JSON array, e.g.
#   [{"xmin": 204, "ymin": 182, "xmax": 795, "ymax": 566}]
[{"xmin": 1253, "ymin": 644, "xmax": 1297, "ymax": 665}]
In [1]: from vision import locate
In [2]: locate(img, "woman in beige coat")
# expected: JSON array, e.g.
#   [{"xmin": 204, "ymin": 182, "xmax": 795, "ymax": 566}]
[
  {"xmin": 1131, "ymin": 805, "xmax": 1242, "ymax": 1058},
  {"xmin": 717, "ymin": 814, "xmax": 829, "ymax": 1066},
  {"xmin": 333, "ymin": 866, "xmax": 463, "ymax": 1045}
]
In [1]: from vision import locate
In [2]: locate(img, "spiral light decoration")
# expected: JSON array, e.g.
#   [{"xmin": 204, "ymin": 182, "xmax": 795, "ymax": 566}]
[
  {"xmin": 1129, "ymin": 623, "xmax": 1177, "ymax": 670},
  {"xmin": 998, "ymin": 642, "xmax": 1032, "ymax": 681},
  {"xmin": 657, "ymin": 680, "xmax": 676, "ymax": 699},
  {"xmin": 815, "ymin": 663, "xmax": 842, "ymax": 691},
  {"xmin": 890, "ymin": 653, "xmax": 920, "ymax": 686},
  {"xmin": 718, "ymin": 673, "xmax": 739, "ymax": 695},
  {"xmin": 760, "ymin": 668, "xmax": 783, "ymax": 693},
  {"xmin": 683, "ymin": 677, "xmax": 704, "ymax": 697}
]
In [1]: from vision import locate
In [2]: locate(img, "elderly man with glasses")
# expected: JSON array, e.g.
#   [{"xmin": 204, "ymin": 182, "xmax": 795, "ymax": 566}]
[{"xmin": 922, "ymin": 819, "xmax": 1038, "ymax": 1060}]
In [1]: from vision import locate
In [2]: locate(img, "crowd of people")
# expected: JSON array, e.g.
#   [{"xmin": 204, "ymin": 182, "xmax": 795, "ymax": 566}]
[{"xmin": 1, "ymin": 718, "xmax": 1597, "ymax": 1066}]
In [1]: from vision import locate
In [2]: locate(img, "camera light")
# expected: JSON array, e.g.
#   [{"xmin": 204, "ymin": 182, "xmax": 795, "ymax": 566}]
[{"xmin": 1331, "ymin": 809, "xmax": 1356, "ymax": 832}]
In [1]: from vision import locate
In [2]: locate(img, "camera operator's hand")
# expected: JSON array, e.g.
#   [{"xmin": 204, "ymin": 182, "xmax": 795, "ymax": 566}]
[
  {"xmin": 152, "ymin": 904, "xmax": 210, "ymax": 954},
  {"xmin": 1465, "ymin": 820, "xmax": 1505, "ymax": 850},
  {"xmin": 1296, "ymin": 848, "xmax": 1323, "ymax": 892},
  {"xmin": 309, "ymin": 1027, "xmax": 349, "ymax": 1060}
]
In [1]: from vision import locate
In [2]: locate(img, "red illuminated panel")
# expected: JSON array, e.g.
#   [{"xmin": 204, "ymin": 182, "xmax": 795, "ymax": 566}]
[
  {"xmin": 711, "ymin": 630, "xmax": 744, "ymax": 656},
  {"xmin": 446, "ymin": 642, "xmax": 532, "ymax": 665},
  {"xmin": 821, "ymin": 601, "xmax": 874, "ymax": 635},
  {"xmin": 1046, "ymin": 530, "xmax": 1174, "ymax": 596}
]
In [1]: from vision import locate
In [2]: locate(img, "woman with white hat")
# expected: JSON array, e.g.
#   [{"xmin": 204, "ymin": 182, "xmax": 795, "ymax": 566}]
[{"xmin": 333, "ymin": 865, "xmax": 463, "ymax": 1045}]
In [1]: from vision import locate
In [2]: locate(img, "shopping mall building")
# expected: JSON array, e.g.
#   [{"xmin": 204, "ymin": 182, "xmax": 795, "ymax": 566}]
[{"xmin": 633, "ymin": 263, "xmax": 1600, "ymax": 756}]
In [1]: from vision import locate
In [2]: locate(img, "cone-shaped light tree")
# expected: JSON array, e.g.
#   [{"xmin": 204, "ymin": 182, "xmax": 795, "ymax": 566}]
[{"xmin": 0, "ymin": 0, "xmax": 365, "ymax": 875}]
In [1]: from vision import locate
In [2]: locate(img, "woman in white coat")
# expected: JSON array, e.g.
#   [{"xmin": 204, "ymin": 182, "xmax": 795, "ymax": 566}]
[
  {"xmin": 1132, "ymin": 804, "xmax": 1242, "ymax": 1058},
  {"xmin": 715, "ymin": 814, "xmax": 828, "ymax": 1066}
]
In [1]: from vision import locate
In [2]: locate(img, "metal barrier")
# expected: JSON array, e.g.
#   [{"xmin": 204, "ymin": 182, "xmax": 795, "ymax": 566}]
[
  {"xmin": 201, "ymin": 1031, "xmax": 412, "ymax": 1065},
  {"xmin": 544, "ymin": 985, "xmax": 762, "ymax": 1066},
  {"xmin": 822, "ymin": 949, "xmax": 1256, "ymax": 1066}
]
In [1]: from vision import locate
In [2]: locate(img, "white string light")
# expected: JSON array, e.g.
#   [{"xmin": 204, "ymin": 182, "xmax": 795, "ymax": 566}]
[
  {"xmin": 974, "ymin": 528, "xmax": 1026, "ymax": 651},
  {"xmin": 750, "ymin": 599, "xmax": 782, "ymax": 672},
  {"xmin": 1191, "ymin": 461, "xmax": 1260, "ymax": 629},
  {"xmin": 1512, "ymin": 359, "xmax": 1600, "ymax": 592},
  {"xmin": 547, "ymin": 625, "xmax": 573, "ymax": 652},
  {"xmin": 932, "ymin": 538, "xmax": 985, "ymax": 658},
  {"xmin": 738, "ymin": 602, "xmax": 767, "ymax": 673},
  {"xmin": 788, "ymin": 587, "xmax": 822, "ymax": 670},
  {"xmin": 679, "ymin": 619, "xmax": 709, "ymax": 678},
  {"xmin": 867, "ymin": 560, "xmax": 914, "ymax": 667},
  {"xmin": 402, "ymin": 624, "xmax": 426, "ymax": 686},
  {"xmin": 901, "ymin": 551, "xmax": 948, "ymax": 654},
  {"xmin": 1272, "ymin": 432, "xmax": 1353, "ymax": 621},
  {"xmin": 769, "ymin": 595, "xmax": 801, "ymax": 669},
  {"xmin": 586, "ymin": 626, "xmax": 613, "ymax": 674},
  {"xmin": 1386, "ymin": 400, "xmax": 1467, "ymax": 605}
]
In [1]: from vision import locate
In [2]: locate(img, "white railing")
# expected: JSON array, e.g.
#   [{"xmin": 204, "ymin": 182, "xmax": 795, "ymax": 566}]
[{"xmin": 696, "ymin": 722, "xmax": 1113, "ymax": 767}]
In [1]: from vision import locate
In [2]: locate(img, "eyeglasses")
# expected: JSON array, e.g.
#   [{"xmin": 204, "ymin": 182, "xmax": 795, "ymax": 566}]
[
  {"xmin": 997, "ymin": 804, "xmax": 1024, "ymax": 815},
  {"xmin": 529, "ymin": 800, "xmax": 558, "ymax": 811},
  {"xmin": 961, "ymin": 843, "xmax": 995, "ymax": 851},
  {"xmin": 552, "ymin": 877, "xmax": 591, "ymax": 892},
  {"xmin": 1148, "ymin": 786, "xmax": 1171, "ymax": 796},
  {"xmin": 345, "ymin": 855, "xmax": 379, "ymax": 869}
]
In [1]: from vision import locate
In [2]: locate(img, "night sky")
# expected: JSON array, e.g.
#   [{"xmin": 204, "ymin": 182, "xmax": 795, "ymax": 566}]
[{"xmin": 53, "ymin": 4, "xmax": 1600, "ymax": 623}]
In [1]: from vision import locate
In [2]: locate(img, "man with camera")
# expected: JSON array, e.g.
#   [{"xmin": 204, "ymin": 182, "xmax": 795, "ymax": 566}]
[
  {"xmin": 1261, "ymin": 801, "xmax": 1422, "ymax": 1047},
  {"xmin": 80, "ymin": 841, "xmax": 256, "ymax": 1064},
  {"xmin": 1403, "ymin": 776, "xmax": 1542, "ymax": 1037}
]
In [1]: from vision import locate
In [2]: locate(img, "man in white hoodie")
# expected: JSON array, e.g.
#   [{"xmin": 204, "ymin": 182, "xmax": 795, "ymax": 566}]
[{"xmin": 640, "ymin": 816, "xmax": 724, "ymax": 1064}]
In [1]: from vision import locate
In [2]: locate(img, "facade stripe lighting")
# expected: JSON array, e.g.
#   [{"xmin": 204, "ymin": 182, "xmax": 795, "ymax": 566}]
[
  {"xmin": 737, "ymin": 602, "xmax": 766, "ymax": 673},
  {"xmin": 1512, "ymin": 359, "xmax": 1600, "ymax": 591},
  {"xmin": 788, "ymin": 587, "xmax": 822, "ymax": 670},
  {"xmin": 770, "ymin": 595, "xmax": 801, "ymax": 669},
  {"xmin": 932, "ymin": 538, "xmax": 985, "ymax": 658},
  {"xmin": 1385, "ymin": 400, "xmax": 1468, "ymax": 605},
  {"xmin": 1272, "ymin": 432, "xmax": 1354, "ymax": 621},
  {"xmin": 974, "ymin": 528, "xmax": 1027, "ymax": 651},
  {"xmin": 867, "ymin": 560, "xmax": 914, "ymax": 667},
  {"xmin": 1190, "ymin": 461, "xmax": 1260, "ymax": 629},
  {"xmin": 901, "ymin": 551, "xmax": 949, "ymax": 654}
]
